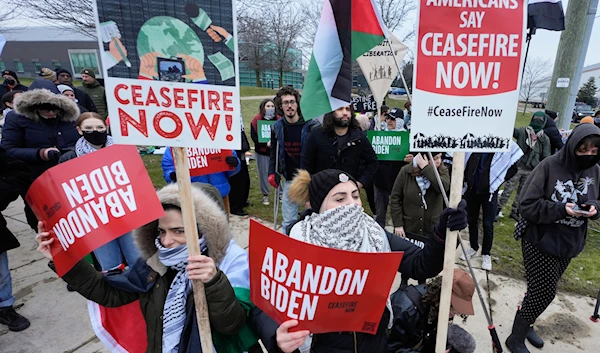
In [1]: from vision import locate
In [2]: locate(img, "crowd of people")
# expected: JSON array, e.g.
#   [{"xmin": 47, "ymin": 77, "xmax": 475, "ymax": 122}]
[{"xmin": 1, "ymin": 75, "xmax": 600, "ymax": 353}]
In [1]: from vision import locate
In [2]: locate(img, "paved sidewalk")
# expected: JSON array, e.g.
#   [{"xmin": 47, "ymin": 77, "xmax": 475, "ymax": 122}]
[{"xmin": 2, "ymin": 197, "xmax": 599, "ymax": 352}]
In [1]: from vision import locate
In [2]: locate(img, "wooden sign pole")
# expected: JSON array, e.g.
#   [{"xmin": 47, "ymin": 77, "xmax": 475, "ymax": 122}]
[
  {"xmin": 172, "ymin": 147, "xmax": 214, "ymax": 352},
  {"xmin": 434, "ymin": 151, "xmax": 465, "ymax": 353}
]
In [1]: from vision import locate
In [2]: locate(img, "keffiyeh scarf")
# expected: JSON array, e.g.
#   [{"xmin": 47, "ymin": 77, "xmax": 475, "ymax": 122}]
[
  {"xmin": 525, "ymin": 126, "xmax": 543, "ymax": 149},
  {"xmin": 155, "ymin": 236, "xmax": 208, "ymax": 353},
  {"xmin": 75, "ymin": 135, "xmax": 114, "ymax": 156},
  {"xmin": 413, "ymin": 158, "xmax": 432, "ymax": 210}
]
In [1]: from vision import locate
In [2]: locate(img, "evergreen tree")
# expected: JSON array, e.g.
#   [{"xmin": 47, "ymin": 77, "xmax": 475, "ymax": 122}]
[{"xmin": 577, "ymin": 77, "xmax": 598, "ymax": 106}]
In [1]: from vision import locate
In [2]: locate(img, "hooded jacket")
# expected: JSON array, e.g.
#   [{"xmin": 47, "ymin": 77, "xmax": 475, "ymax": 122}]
[
  {"xmin": 61, "ymin": 183, "xmax": 256, "ymax": 353},
  {"xmin": 0, "ymin": 82, "xmax": 28, "ymax": 98},
  {"xmin": 0, "ymin": 79, "xmax": 80, "ymax": 177},
  {"xmin": 520, "ymin": 124, "xmax": 600, "ymax": 259},
  {"xmin": 543, "ymin": 116, "xmax": 564, "ymax": 154},
  {"xmin": 513, "ymin": 127, "xmax": 551, "ymax": 170},
  {"xmin": 80, "ymin": 79, "xmax": 107, "ymax": 118}
]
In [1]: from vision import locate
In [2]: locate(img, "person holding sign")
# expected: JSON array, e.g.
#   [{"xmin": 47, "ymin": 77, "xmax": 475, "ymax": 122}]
[
  {"xmin": 252, "ymin": 168, "xmax": 468, "ymax": 353},
  {"xmin": 251, "ymin": 99, "xmax": 279, "ymax": 206},
  {"xmin": 58, "ymin": 112, "xmax": 141, "ymax": 273},
  {"xmin": 506, "ymin": 124, "xmax": 600, "ymax": 353},
  {"xmin": 36, "ymin": 183, "xmax": 258, "ymax": 353}
]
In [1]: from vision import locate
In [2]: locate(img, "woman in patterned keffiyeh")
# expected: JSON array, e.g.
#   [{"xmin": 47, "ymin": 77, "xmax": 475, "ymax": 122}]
[{"xmin": 251, "ymin": 168, "xmax": 467, "ymax": 353}]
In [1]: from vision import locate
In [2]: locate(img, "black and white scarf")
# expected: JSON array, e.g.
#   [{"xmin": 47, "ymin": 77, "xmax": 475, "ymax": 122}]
[{"xmin": 75, "ymin": 135, "xmax": 114, "ymax": 156}]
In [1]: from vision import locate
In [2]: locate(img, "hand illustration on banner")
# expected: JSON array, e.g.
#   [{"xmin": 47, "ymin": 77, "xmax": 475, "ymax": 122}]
[
  {"xmin": 207, "ymin": 25, "xmax": 231, "ymax": 44},
  {"xmin": 180, "ymin": 54, "xmax": 207, "ymax": 82},
  {"xmin": 139, "ymin": 52, "xmax": 161, "ymax": 79}
]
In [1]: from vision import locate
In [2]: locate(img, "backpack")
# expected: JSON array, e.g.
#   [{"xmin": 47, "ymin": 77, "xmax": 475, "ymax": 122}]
[{"xmin": 387, "ymin": 284, "xmax": 430, "ymax": 353}]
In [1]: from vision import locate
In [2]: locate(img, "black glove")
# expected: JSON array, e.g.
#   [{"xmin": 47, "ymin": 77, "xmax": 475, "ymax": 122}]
[
  {"xmin": 169, "ymin": 171, "xmax": 177, "ymax": 182},
  {"xmin": 226, "ymin": 156, "xmax": 239, "ymax": 168},
  {"xmin": 435, "ymin": 199, "xmax": 468, "ymax": 238},
  {"xmin": 48, "ymin": 150, "xmax": 61, "ymax": 163}
]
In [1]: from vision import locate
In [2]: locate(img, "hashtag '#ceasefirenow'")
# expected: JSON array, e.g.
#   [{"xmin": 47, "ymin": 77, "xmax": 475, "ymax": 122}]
[{"xmin": 427, "ymin": 107, "xmax": 433, "ymax": 116}]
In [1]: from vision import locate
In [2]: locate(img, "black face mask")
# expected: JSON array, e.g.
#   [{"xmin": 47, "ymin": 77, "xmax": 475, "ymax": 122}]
[
  {"xmin": 4, "ymin": 78, "xmax": 16, "ymax": 86},
  {"xmin": 83, "ymin": 131, "xmax": 108, "ymax": 146},
  {"xmin": 575, "ymin": 154, "xmax": 597, "ymax": 170}
]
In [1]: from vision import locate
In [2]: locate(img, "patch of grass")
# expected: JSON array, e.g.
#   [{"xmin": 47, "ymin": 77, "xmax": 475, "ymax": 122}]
[
  {"xmin": 240, "ymin": 86, "xmax": 277, "ymax": 97},
  {"xmin": 18, "ymin": 78, "xmax": 35, "ymax": 87},
  {"xmin": 515, "ymin": 111, "xmax": 534, "ymax": 128},
  {"xmin": 143, "ymin": 155, "xmax": 167, "ymax": 189}
]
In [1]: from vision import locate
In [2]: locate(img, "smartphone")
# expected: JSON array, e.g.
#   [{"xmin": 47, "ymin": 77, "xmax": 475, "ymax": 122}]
[
  {"xmin": 157, "ymin": 57, "xmax": 186, "ymax": 82},
  {"xmin": 572, "ymin": 204, "xmax": 593, "ymax": 215}
]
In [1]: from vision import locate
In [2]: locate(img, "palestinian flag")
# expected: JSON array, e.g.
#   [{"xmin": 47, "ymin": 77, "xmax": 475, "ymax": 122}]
[
  {"xmin": 301, "ymin": 0, "xmax": 387, "ymax": 120},
  {"xmin": 528, "ymin": 0, "xmax": 565, "ymax": 31}
]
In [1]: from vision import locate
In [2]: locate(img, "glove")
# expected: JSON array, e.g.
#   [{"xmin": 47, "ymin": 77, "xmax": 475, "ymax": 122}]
[
  {"xmin": 225, "ymin": 156, "xmax": 239, "ymax": 167},
  {"xmin": 435, "ymin": 199, "xmax": 468, "ymax": 239},
  {"xmin": 268, "ymin": 174, "xmax": 280, "ymax": 188},
  {"xmin": 169, "ymin": 171, "xmax": 177, "ymax": 182},
  {"xmin": 48, "ymin": 150, "xmax": 61, "ymax": 163}
]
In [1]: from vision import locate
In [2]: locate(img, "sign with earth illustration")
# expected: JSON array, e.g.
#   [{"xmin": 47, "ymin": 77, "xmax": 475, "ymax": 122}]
[{"xmin": 92, "ymin": 0, "xmax": 241, "ymax": 150}]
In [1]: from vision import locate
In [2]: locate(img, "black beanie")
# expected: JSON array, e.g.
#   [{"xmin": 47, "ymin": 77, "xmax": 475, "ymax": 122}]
[
  {"xmin": 309, "ymin": 169, "xmax": 358, "ymax": 211},
  {"xmin": 2, "ymin": 70, "xmax": 19, "ymax": 83},
  {"xmin": 55, "ymin": 68, "xmax": 72, "ymax": 77}
]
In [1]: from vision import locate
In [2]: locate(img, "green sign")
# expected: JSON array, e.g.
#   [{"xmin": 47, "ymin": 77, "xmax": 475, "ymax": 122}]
[
  {"xmin": 258, "ymin": 120, "xmax": 275, "ymax": 143},
  {"xmin": 367, "ymin": 130, "xmax": 410, "ymax": 161}
]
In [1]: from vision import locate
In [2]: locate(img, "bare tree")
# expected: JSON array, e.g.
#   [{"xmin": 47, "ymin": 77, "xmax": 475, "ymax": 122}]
[
  {"xmin": 376, "ymin": 0, "xmax": 417, "ymax": 41},
  {"xmin": 520, "ymin": 58, "xmax": 552, "ymax": 113},
  {"xmin": 238, "ymin": 15, "xmax": 274, "ymax": 87},
  {"xmin": 0, "ymin": 6, "xmax": 22, "ymax": 32}
]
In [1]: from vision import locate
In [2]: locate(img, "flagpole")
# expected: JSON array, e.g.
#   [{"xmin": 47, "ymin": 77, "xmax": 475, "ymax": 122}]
[
  {"xmin": 521, "ymin": 28, "xmax": 535, "ymax": 82},
  {"xmin": 386, "ymin": 40, "xmax": 412, "ymax": 103}
]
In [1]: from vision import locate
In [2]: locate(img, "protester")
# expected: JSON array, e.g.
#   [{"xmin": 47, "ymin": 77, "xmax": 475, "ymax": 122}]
[
  {"xmin": 580, "ymin": 116, "xmax": 594, "ymax": 124},
  {"xmin": 229, "ymin": 126, "xmax": 251, "ymax": 216},
  {"xmin": 403, "ymin": 102, "xmax": 412, "ymax": 130},
  {"xmin": 462, "ymin": 153, "xmax": 497, "ymax": 271},
  {"xmin": 252, "ymin": 168, "xmax": 467, "ymax": 353},
  {"xmin": 497, "ymin": 112, "xmax": 551, "ymax": 221},
  {"xmin": 543, "ymin": 110, "xmax": 563, "ymax": 153},
  {"xmin": 302, "ymin": 105, "xmax": 378, "ymax": 191},
  {"xmin": 1, "ymin": 91, "xmax": 24, "ymax": 140},
  {"xmin": 268, "ymin": 87, "xmax": 320, "ymax": 234},
  {"xmin": 0, "ymin": 79, "xmax": 80, "ymax": 230},
  {"xmin": 390, "ymin": 153, "xmax": 449, "ymax": 284},
  {"xmin": 373, "ymin": 109, "xmax": 409, "ymax": 227},
  {"xmin": 387, "ymin": 269, "xmax": 476, "ymax": 353},
  {"xmin": 58, "ymin": 112, "xmax": 141, "ymax": 273},
  {"xmin": 56, "ymin": 68, "xmax": 97, "ymax": 113},
  {"xmin": 0, "ymin": 147, "xmax": 33, "ymax": 331},
  {"xmin": 162, "ymin": 147, "xmax": 241, "ymax": 203},
  {"xmin": 369, "ymin": 104, "xmax": 389, "ymax": 130},
  {"xmin": 79, "ymin": 68, "xmax": 108, "ymax": 118},
  {"xmin": 39, "ymin": 68, "xmax": 57, "ymax": 83},
  {"xmin": 36, "ymin": 183, "xmax": 258, "ymax": 352},
  {"xmin": 506, "ymin": 123, "xmax": 600, "ymax": 353},
  {"xmin": 0, "ymin": 70, "xmax": 28, "ymax": 98},
  {"xmin": 251, "ymin": 99, "xmax": 278, "ymax": 206},
  {"xmin": 57, "ymin": 85, "xmax": 89, "ymax": 114}
]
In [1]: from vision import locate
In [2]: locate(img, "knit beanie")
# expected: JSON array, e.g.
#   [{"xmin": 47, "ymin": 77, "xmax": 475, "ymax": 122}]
[
  {"xmin": 55, "ymin": 68, "xmax": 73, "ymax": 78},
  {"xmin": 56, "ymin": 84, "xmax": 74, "ymax": 94},
  {"xmin": 529, "ymin": 112, "xmax": 546, "ymax": 133},
  {"xmin": 580, "ymin": 116, "xmax": 594, "ymax": 124},
  {"xmin": 2, "ymin": 70, "xmax": 19, "ymax": 83},
  {"xmin": 80, "ymin": 68, "xmax": 96, "ymax": 78},
  {"xmin": 287, "ymin": 169, "xmax": 358, "ymax": 211},
  {"xmin": 39, "ymin": 68, "xmax": 57, "ymax": 81}
]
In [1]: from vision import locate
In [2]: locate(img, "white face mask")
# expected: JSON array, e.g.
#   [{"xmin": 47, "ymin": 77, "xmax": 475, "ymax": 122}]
[{"xmin": 265, "ymin": 107, "xmax": 275, "ymax": 120}]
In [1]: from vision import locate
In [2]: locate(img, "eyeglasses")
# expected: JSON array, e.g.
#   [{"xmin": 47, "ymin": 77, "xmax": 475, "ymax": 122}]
[{"xmin": 282, "ymin": 100, "xmax": 297, "ymax": 107}]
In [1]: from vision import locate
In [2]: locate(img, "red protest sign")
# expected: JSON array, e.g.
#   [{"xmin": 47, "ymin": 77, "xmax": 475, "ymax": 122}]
[
  {"xmin": 25, "ymin": 145, "xmax": 164, "ymax": 277},
  {"xmin": 185, "ymin": 148, "xmax": 235, "ymax": 177},
  {"xmin": 249, "ymin": 220, "xmax": 403, "ymax": 334}
]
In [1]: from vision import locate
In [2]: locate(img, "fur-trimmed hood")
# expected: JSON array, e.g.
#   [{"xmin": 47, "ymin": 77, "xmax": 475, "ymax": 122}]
[
  {"xmin": 135, "ymin": 184, "xmax": 233, "ymax": 272},
  {"xmin": 13, "ymin": 87, "xmax": 79, "ymax": 123}
]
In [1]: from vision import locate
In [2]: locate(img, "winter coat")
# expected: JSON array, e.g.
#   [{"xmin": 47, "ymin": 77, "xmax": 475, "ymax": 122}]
[
  {"xmin": 72, "ymin": 87, "xmax": 97, "ymax": 113},
  {"xmin": 0, "ymin": 147, "xmax": 34, "ymax": 253},
  {"xmin": 61, "ymin": 183, "xmax": 255, "ymax": 353},
  {"xmin": 0, "ymin": 83, "xmax": 28, "ymax": 98},
  {"xmin": 390, "ymin": 163, "xmax": 450, "ymax": 236},
  {"xmin": 302, "ymin": 127, "xmax": 379, "ymax": 187},
  {"xmin": 80, "ymin": 80, "xmax": 107, "ymax": 118},
  {"xmin": 250, "ymin": 113, "xmax": 278, "ymax": 156},
  {"xmin": 543, "ymin": 116, "xmax": 564, "ymax": 154},
  {"xmin": 520, "ymin": 124, "xmax": 600, "ymax": 259},
  {"xmin": 253, "ymin": 210, "xmax": 447, "ymax": 353},
  {"xmin": 513, "ymin": 127, "xmax": 551, "ymax": 171},
  {"xmin": 464, "ymin": 153, "xmax": 494, "ymax": 195},
  {"xmin": 269, "ymin": 118, "xmax": 320, "ymax": 180},
  {"xmin": 0, "ymin": 82, "xmax": 80, "ymax": 177},
  {"xmin": 161, "ymin": 147, "xmax": 241, "ymax": 198},
  {"xmin": 374, "ymin": 160, "xmax": 406, "ymax": 192}
]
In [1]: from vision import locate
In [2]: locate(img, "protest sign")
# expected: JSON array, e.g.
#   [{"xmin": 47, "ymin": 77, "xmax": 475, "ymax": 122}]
[
  {"xmin": 93, "ymin": 0, "xmax": 241, "ymax": 150},
  {"xmin": 249, "ymin": 220, "xmax": 403, "ymax": 334},
  {"xmin": 25, "ymin": 145, "xmax": 164, "ymax": 277},
  {"xmin": 356, "ymin": 32, "xmax": 408, "ymax": 117},
  {"xmin": 410, "ymin": 0, "xmax": 526, "ymax": 152},
  {"xmin": 257, "ymin": 120, "xmax": 275, "ymax": 143},
  {"xmin": 182, "ymin": 148, "xmax": 235, "ymax": 177},
  {"xmin": 368, "ymin": 131, "xmax": 410, "ymax": 161},
  {"xmin": 351, "ymin": 95, "xmax": 378, "ymax": 113}
]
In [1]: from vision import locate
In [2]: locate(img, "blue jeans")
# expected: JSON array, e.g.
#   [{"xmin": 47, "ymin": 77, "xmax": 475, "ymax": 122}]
[
  {"xmin": 0, "ymin": 251, "xmax": 15, "ymax": 308},
  {"xmin": 281, "ymin": 181, "xmax": 299, "ymax": 235},
  {"xmin": 93, "ymin": 232, "xmax": 141, "ymax": 271}
]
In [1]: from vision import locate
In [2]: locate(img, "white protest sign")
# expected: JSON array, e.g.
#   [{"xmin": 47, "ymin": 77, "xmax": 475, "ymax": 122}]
[{"xmin": 410, "ymin": 1, "xmax": 527, "ymax": 152}]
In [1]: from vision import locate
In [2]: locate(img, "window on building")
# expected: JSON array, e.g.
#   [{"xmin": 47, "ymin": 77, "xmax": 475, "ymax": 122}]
[
  {"xmin": 33, "ymin": 61, "xmax": 42, "ymax": 73},
  {"xmin": 14, "ymin": 60, "xmax": 24, "ymax": 73},
  {"xmin": 53, "ymin": 61, "xmax": 62, "ymax": 70},
  {"xmin": 68, "ymin": 50, "xmax": 101, "ymax": 78},
  {"xmin": 0, "ymin": 60, "xmax": 5, "ymax": 71}
]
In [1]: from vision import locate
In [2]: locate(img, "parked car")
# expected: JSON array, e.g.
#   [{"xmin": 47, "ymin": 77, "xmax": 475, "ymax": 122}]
[
  {"xmin": 572, "ymin": 104, "xmax": 595, "ymax": 123},
  {"xmin": 391, "ymin": 87, "xmax": 407, "ymax": 95}
]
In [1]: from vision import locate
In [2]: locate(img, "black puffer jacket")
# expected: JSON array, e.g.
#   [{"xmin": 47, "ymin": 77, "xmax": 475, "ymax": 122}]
[{"xmin": 543, "ymin": 116, "xmax": 564, "ymax": 154}]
